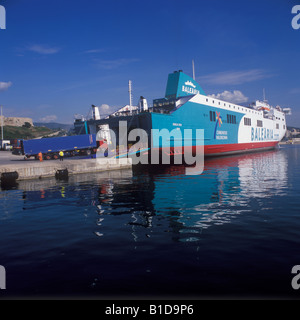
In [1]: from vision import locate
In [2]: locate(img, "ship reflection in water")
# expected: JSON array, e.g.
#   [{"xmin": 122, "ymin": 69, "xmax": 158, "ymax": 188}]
[
  {"xmin": 126, "ymin": 149, "xmax": 288, "ymax": 242},
  {"xmin": 16, "ymin": 148, "xmax": 288, "ymax": 243},
  {"xmin": 2, "ymin": 146, "xmax": 297, "ymax": 298}
]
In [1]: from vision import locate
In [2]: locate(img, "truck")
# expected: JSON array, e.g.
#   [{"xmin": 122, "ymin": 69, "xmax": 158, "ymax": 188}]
[
  {"xmin": 0, "ymin": 140, "xmax": 12, "ymax": 151},
  {"xmin": 12, "ymin": 134, "xmax": 102, "ymax": 160}
]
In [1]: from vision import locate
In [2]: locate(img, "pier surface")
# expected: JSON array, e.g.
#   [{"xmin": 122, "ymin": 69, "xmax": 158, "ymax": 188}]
[{"xmin": 0, "ymin": 151, "xmax": 132, "ymax": 181}]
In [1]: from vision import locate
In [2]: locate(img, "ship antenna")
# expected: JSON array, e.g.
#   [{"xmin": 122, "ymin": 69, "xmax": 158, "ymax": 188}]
[
  {"xmin": 1, "ymin": 105, "xmax": 3, "ymax": 148},
  {"xmin": 192, "ymin": 60, "xmax": 195, "ymax": 80},
  {"xmin": 128, "ymin": 80, "xmax": 133, "ymax": 113},
  {"xmin": 263, "ymin": 88, "xmax": 266, "ymax": 102}
]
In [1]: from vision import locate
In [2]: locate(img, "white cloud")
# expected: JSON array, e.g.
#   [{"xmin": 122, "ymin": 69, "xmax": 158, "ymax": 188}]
[
  {"xmin": 198, "ymin": 69, "xmax": 271, "ymax": 85},
  {"xmin": 96, "ymin": 58, "xmax": 140, "ymax": 69},
  {"xmin": 97, "ymin": 104, "xmax": 112, "ymax": 116},
  {"xmin": 83, "ymin": 49, "xmax": 105, "ymax": 54},
  {"xmin": 0, "ymin": 81, "xmax": 12, "ymax": 91},
  {"xmin": 28, "ymin": 45, "xmax": 60, "ymax": 54},
  {"xmin": 290, "ymin": 88, "xmax": 300, "ymax": 94},
  {"xmin": 39, "ymin": 115, "xmax": 57, "ymax": 122},
  {"xmin": 94, "ymin": 104, "xmax": 120, "ymax": 117},
  {"xmin": 209, "ymin": 90, "xmax": 248, "ymax": 104},
  {"xmin": 99, "ymin": 104, "xmax": 110, "ymax": 111}
]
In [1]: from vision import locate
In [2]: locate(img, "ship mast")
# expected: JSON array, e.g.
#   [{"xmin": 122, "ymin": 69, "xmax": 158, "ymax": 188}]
[
  {"xmin": 0, "ymin": 106, "xmax": 3, "ymax": 149},
  {"xmin": 128, "ymin": 80, "xmax": 133, "ymax": 113},
  {"xmin": 192, "ymin": 60, "xmax": 195, "ymax": 80}
]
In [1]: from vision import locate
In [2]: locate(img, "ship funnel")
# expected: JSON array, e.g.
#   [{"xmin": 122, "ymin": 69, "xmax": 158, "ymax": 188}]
[
  {"xmin": 92, "ymin": 105, "xmax": 101, "ymax": 120},
  {"xmin": 139, "ymin": 96, "xmax": 148, "ymax": 112}
]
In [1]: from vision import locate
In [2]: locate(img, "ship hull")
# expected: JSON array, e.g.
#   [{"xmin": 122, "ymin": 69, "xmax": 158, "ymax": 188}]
[
  {"xmin": 150, "ymin": 141, "xmax": 279, "ymax": 158},
  {"xmin": 147, "ymin": 94, "xmax": 286, "ymax": 158},
  {"xmin": 77, "ymin": 70, "xmax": 288, "ymax": 161}
]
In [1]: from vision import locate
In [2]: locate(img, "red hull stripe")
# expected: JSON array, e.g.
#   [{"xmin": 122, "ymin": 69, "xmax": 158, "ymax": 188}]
[
  {"xmin": 155, "ymin": 141, "xmax": 279, "ymax": 156},
  {"xmin": 204, "ymin": 141, "xmax": 278, "ymax": 155}
]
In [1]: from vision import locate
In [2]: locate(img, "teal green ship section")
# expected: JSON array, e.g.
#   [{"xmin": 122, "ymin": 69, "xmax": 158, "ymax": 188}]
[
  {"xmin": 150, "ymin": 101, "xmax": 244, "ymax": 148},
  {"xmin": 165, "ymin": 71, "xmax": 206, "ymax": 99}
]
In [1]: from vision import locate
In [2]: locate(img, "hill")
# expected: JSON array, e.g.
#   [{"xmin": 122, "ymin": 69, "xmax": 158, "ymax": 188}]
[
  {"xmin": 2, "ymin": 125, "xmax": 56, "ymax": 140},
  {"xmin": 34, "ymin": 122, "xmax": 73, "ymax": 131},
  {"xmin": 287, "ymin": 126, "xmax": 300, "ymax": 131}
]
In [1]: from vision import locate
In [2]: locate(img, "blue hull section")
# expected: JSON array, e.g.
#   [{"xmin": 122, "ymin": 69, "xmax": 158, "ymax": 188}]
[{"xmin": 150, "ymin": 101, "xmax": 244, "ymax": 149}]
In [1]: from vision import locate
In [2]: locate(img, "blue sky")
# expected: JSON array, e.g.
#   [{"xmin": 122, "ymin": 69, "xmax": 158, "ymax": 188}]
[{"xmin": 0, "ymin": 0, "xmax": 299, "ymax": 126}]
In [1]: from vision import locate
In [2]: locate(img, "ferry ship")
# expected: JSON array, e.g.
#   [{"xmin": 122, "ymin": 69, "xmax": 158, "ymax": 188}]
[{"xmin": 74, "ymin": 70, "xmax": 291, "ymax": 158}]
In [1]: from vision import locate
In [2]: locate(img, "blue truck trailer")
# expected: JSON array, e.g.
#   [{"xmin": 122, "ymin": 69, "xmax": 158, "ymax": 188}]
[{"xmin": 12, "ymin": 134, "xmax": 100, "ymax": 160}]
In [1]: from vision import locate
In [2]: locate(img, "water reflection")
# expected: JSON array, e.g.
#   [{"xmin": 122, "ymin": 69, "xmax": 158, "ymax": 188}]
[
  {"xmin": 4, "ymin": 149, "xmax": 288, "ymax": 243},
  {"xmin": 145, "ymin": 149, "xmax": 288, "ymax": 241}
]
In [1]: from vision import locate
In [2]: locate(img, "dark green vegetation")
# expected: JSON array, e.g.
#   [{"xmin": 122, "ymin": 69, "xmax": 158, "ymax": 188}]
[{"xmin": 3, "ymin": 125, "xmax": 56, "ymax": 140}]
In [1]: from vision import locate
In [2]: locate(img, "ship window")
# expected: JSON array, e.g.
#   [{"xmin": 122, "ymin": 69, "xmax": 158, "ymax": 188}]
[
  {"xmin": 206, "ymin": 98, "xmax": 208, "ymax": 102},
  {"xmin": 224, "ymin": 103, "xmax": 226, "ymax": 106},
  {"xmin": 276, "ymin": 123, "xmax": 279, "ymax": 129},
  {"xmin": 212, "ymin": 100, "xmax": 214, "ymax": 103},
  {"xmin": 218, "ymin": 102, "xmax": 220, "ymax": 105},
  {"xmin": 283, "ymin": 125, "xmax": 285, "ymax": 129},
  {"xmin": 227, "ymin": 114, "xmax": 237, "ymax": 124},
  {"xmin": 244, "ymin": 117, "xmax": 251, "ymax": 126},
  {"xmin": 257, "ymin": 120, "xmax": 263, "ymax": 127},
  {"xmin": 210, "ymin": 111, "xmax": 216, "ymax": 122}
]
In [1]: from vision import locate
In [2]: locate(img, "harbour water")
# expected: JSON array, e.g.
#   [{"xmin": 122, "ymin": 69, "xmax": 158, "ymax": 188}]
[{"xmin": 1, "ymin": 145, "xmax": 300, "ymax": 299}]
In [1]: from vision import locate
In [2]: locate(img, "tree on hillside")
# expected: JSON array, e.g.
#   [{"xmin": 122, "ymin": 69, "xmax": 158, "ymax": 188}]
[{"xmin": 23, "ymin": 122, "xmax": 32, "ymax": 128}]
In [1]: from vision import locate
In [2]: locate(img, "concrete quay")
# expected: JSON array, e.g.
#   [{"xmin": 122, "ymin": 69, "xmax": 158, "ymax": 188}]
[{"xmin": 0, "ymin": 152, "xmax": 132, "ymax": 181}]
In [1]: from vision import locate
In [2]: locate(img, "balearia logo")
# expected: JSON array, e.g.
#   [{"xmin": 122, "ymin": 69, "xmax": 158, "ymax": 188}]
[
  {"xmin": 292, "ymin": 5, "xmax": 300, "ymax": 30},
  {"xmin": 95, "ymin": 121, "xmax": 204, "ymax": 176},
  {"xmin": 0, "ymin": 5, "xmax": 6, "ymax": 30},
  {"xmin": 251, "ymin": 127, "xmax": 274, "ymax": 141},
  {"xmin": 184, "ymin": 81, "xmax": 196, "ymax": 88},
  {"xmin": 182, "ymin": 81, "xmax": 199, "ymax": 95},
  {"xmin": 0, "ymin": 265, "xmax": 6, "ymax": 289}
]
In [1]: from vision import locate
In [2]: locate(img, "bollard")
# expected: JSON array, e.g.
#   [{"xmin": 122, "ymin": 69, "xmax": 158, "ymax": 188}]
[
  {"xmin": 55, "ymin": 169, "xmax": 69, "ymax": 180},
  {"xmin": 1, "ymin": 171, "xmax": 19, "ymax": 189}
]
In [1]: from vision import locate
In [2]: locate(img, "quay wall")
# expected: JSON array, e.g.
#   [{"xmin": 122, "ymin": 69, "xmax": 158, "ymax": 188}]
[{"xmin": 0, "ymin": 157, "xmax": 132, "ymax": 181}]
